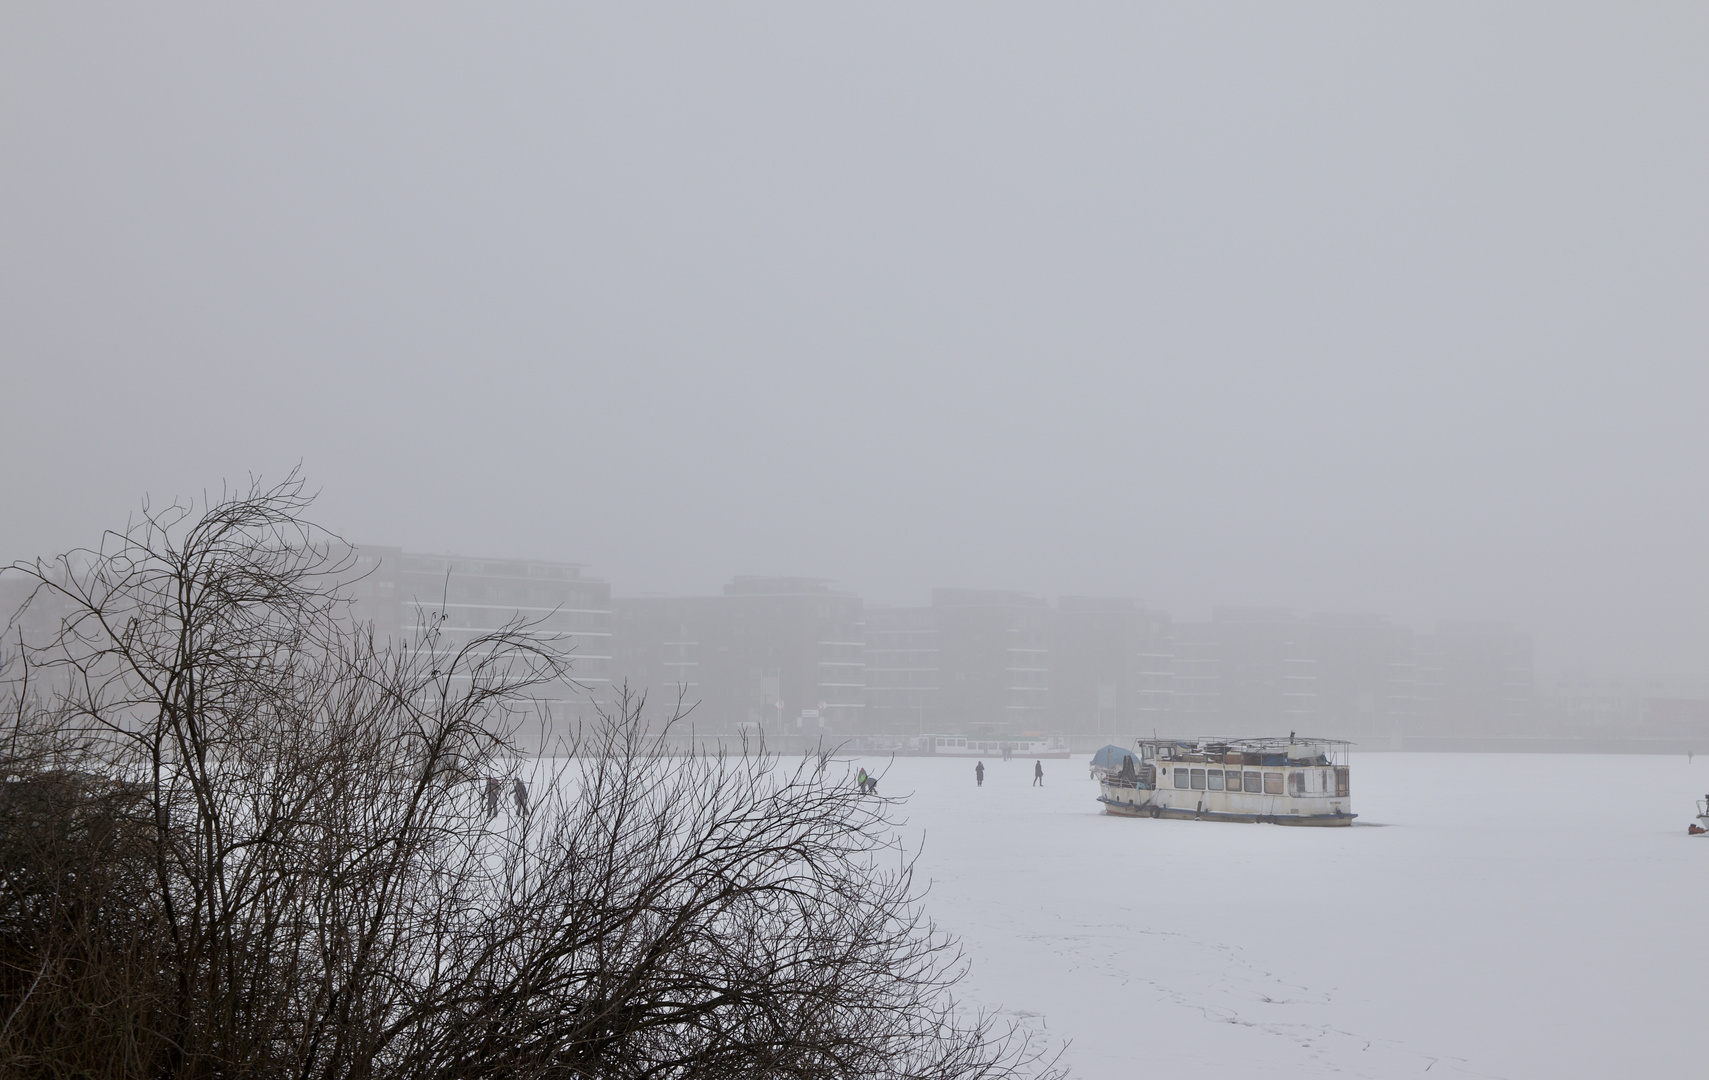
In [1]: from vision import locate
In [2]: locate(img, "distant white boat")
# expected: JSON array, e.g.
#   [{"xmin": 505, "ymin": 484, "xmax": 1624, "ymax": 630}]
[
  {"xmin": 911, "ymin": 733, "xmax": 1071, "ymax": 759},
  {"xmin": 1098, "ymin": 735, "xmax": 1355, "ymax": 827}
]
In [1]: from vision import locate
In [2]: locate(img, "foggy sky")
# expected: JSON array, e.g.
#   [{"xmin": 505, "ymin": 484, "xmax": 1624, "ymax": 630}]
[{"xmin": 2, "ymin": 4, "xmax": 1704, "ymax": 676}]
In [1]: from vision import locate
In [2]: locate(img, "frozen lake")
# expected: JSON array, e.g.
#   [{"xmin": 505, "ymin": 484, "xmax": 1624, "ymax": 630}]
[{"xmin": 845, "ymin": 752, "xmax": 1705, "ymax": 1079}]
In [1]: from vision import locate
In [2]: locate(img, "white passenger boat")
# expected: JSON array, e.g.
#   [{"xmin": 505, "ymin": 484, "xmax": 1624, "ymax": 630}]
[
  {"xmin": 913, "ymin": 733, "xmax": 1072, "ymax": 759},
  {"xmin": 1097, "ymin": 735, "xmax": 1355, "ymax": 826}
]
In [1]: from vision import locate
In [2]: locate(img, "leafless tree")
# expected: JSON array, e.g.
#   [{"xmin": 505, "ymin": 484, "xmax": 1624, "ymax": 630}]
[{"xmin": 0, "ymin": 474, "xmax": 1057, "ymax": 1080}]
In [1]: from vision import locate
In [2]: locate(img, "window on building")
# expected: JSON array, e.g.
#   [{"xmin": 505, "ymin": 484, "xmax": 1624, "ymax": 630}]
[
  {"xmin": 1190, "ymin": 769, "xmax": 1206, "ymax": 790},
  {"xmin": 1264, "ymin": 772, "xmax": 1283, "ymax": 795},
  {"xmin": 1244, "ymin": 771, "xmax": 1261, "ymax": 793},
  {"xmin": 1206, "ymin": 769, "xmax": 1224, "ymax": 791},
  {"xmin": 1173, "ymin": 769, "xmax": 1190, "ymax": 789}
]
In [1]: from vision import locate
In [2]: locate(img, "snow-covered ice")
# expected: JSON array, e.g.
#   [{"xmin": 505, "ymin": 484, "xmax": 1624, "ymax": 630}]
[{"xmin": 849, "ymin": 752, "xmax": 1705, "ymax": 1079}]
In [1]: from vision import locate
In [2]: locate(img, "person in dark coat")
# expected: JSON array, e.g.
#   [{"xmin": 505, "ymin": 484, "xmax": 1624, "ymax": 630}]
[
  {"xmin": 974, "ymin": 761, "xmax": 985, "ymax": 787},
  {"xmin": 857, "ymin": 767, "xmax": 870, "ymax": 793},
  {"xmin": 1033, "ymin": 760, "xmax": 1043, "ymax": 787},
  {"xmin": 484, "ymin": 777, "xmax": 504, "ymax": 821},
  {"xmin": 512, "ymin": 778, "xmax": 528, "ymax": 816}
]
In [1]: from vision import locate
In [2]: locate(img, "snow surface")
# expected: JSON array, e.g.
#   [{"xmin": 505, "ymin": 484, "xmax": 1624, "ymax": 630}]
[{"xmin": 846, "ymin": 752, "xmax": 1706, "ymax": 1079}]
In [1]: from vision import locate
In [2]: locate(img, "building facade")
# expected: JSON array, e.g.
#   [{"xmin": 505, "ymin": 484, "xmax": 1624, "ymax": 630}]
[
  {"xmin": 346, "ymin": 547, "xmax": 613, "ymax": 746},
  {"xmin": 862, "ymin": 606, "xmax": 939, "ymax": 736},
  {"xmin": 612, "ymin": 578, "xmax": 865, "ymax": 735},
  {"xmin": 931, "ymin": 589, "xmax": 1051, "ymax": 735}
]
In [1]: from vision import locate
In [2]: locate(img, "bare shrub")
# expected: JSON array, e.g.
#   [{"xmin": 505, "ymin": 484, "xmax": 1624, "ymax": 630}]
[{"xmin": 0, "ymin": 475, "xmax": 1055, "ymax": 1080}]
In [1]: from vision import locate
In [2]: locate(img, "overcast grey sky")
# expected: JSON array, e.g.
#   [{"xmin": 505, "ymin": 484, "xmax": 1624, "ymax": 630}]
[{"xmin": 2, "ymin": 4, "xmax": 1704, "ymax": 675}]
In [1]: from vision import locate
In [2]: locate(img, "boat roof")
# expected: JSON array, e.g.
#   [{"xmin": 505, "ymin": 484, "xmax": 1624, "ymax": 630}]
[{"xmin": 1135, "ymin": 736, "xmax": 1354, "ymax": 750}]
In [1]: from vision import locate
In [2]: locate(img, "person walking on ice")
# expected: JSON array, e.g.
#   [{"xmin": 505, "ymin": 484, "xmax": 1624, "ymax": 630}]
[
  {"xmin": 1033, "ymin": 760, "xmax": 1043, "ymax": 786},
  {"xmin": 975, "ymin": 761, "xmax": 985, "ymax": 787},
  {"xmin": 857, "ymin": 767, "xmax": 870, "ymax": 794}
]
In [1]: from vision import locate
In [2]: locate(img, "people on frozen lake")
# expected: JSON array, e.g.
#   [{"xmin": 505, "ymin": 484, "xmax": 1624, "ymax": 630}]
[
  {"xmin": 512, "ymin": 778, "xmax": 528, "ymax": 816},
  {"xmin": 857, "ymin": 767, "xmax": 873, "ymax": 794},
  {"xmin": 484, "ymin": 777, "xmax": 504, "ymax": 821},
  {"xmin": 1033, "ymin": 760, "xmax": 1043, "ymax": 787},
  {"xmin": 975, "ymin": 761, "xmax": 985, "ymax": 787}
]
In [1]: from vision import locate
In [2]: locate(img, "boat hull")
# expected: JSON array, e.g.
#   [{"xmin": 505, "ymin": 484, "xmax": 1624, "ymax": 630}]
[{"xmin": 1098, "ymin": 795, "xmax": 1355, "ymax": 826}]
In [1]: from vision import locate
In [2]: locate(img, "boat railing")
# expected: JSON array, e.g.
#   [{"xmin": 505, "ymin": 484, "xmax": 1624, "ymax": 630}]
[{"xmin": 1101, "ymin": 775, "xmax": 1154, "ymax": 791}]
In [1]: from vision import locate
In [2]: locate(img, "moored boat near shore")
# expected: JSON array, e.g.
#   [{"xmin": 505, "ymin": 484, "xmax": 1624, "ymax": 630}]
[
  {"xmin": 911, "ymin": 733, "xmax": 1072, "ymax": 759},
  {"xmin": 1098, "ymin": 734, "xmax": 1355, "ymax": 826}
]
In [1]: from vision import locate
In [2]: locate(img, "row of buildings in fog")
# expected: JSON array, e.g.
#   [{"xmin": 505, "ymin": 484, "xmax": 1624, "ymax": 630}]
[
  {"xmin": 5, "ymin": 546, "xmax": 1701, "ymax": 747},
  {"xmin": 335, "ymin": 549, "xmax": 1709, "ymax": 747}
]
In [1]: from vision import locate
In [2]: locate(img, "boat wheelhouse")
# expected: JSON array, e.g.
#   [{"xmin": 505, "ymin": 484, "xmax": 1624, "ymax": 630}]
[{"xmin": 1098, "ymin": 735, "xmax": 1355, "ymax": 826}]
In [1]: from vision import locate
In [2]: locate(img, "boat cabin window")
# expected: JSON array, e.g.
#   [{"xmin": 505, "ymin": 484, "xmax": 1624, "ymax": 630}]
[
  {"xmin": 1243, "ymin": 771, "xmax": 1261, "ymax": 793},
  {"xmin": 1335, "ymin": 766, "xmax": 1350, "ymax": 797},
  {"xmin": 1288, "ymin": 772, "xmax": 1305, "ymax": 797},
  {"xmin": 1263, "ymin": 772, "xmax": 1283, "ymax": 795},
  {"xmin": 1206, "ymin": 769, "xmax": 1224, "ymax": 791},
  {"xmin": 1190, "ymin": 769, "xmax": 1206, "ymax": 790},
  {"xmin": 1172, "ymin": 769, "xmax": 1189, "ymax": 789}
]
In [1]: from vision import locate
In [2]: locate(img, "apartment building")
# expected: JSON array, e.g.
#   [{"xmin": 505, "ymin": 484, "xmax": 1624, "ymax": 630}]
[
  {"xmin": 931, "ymin": 589, "xmax": 1051, "ymax": 734},
  {"xmin": 863, "ymin": 606, "xmax": 939, "ymax": 736},
  {"xmin": 346, "ymin": 547, "xmax": 613, "ymax": 742},
  {"xmin": 612, "ymin": 578, "xmax": 865, "ymax": 735},
  {"xmin": 1305, "ymin": 612, "xmax": 1419, "ymax": 743},
  {"xmin": 1415, "ymin": 620, "xmax": 1534, "ymax": 738},
  {"xmin": 1051, "ymin": 597, "xmax": 1173, "ymax": 738}
]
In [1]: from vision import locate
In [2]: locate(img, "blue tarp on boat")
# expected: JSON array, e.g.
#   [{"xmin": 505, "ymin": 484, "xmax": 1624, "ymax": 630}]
[{"xmin": 1090, "ymin": 744, "xmax": 1137, "ymax": 770}]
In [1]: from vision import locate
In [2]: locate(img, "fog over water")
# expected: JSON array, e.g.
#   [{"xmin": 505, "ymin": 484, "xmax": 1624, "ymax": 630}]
[{"xmin": 2, "ymin": 5, "xmax": 1704, "ymax": 677}]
